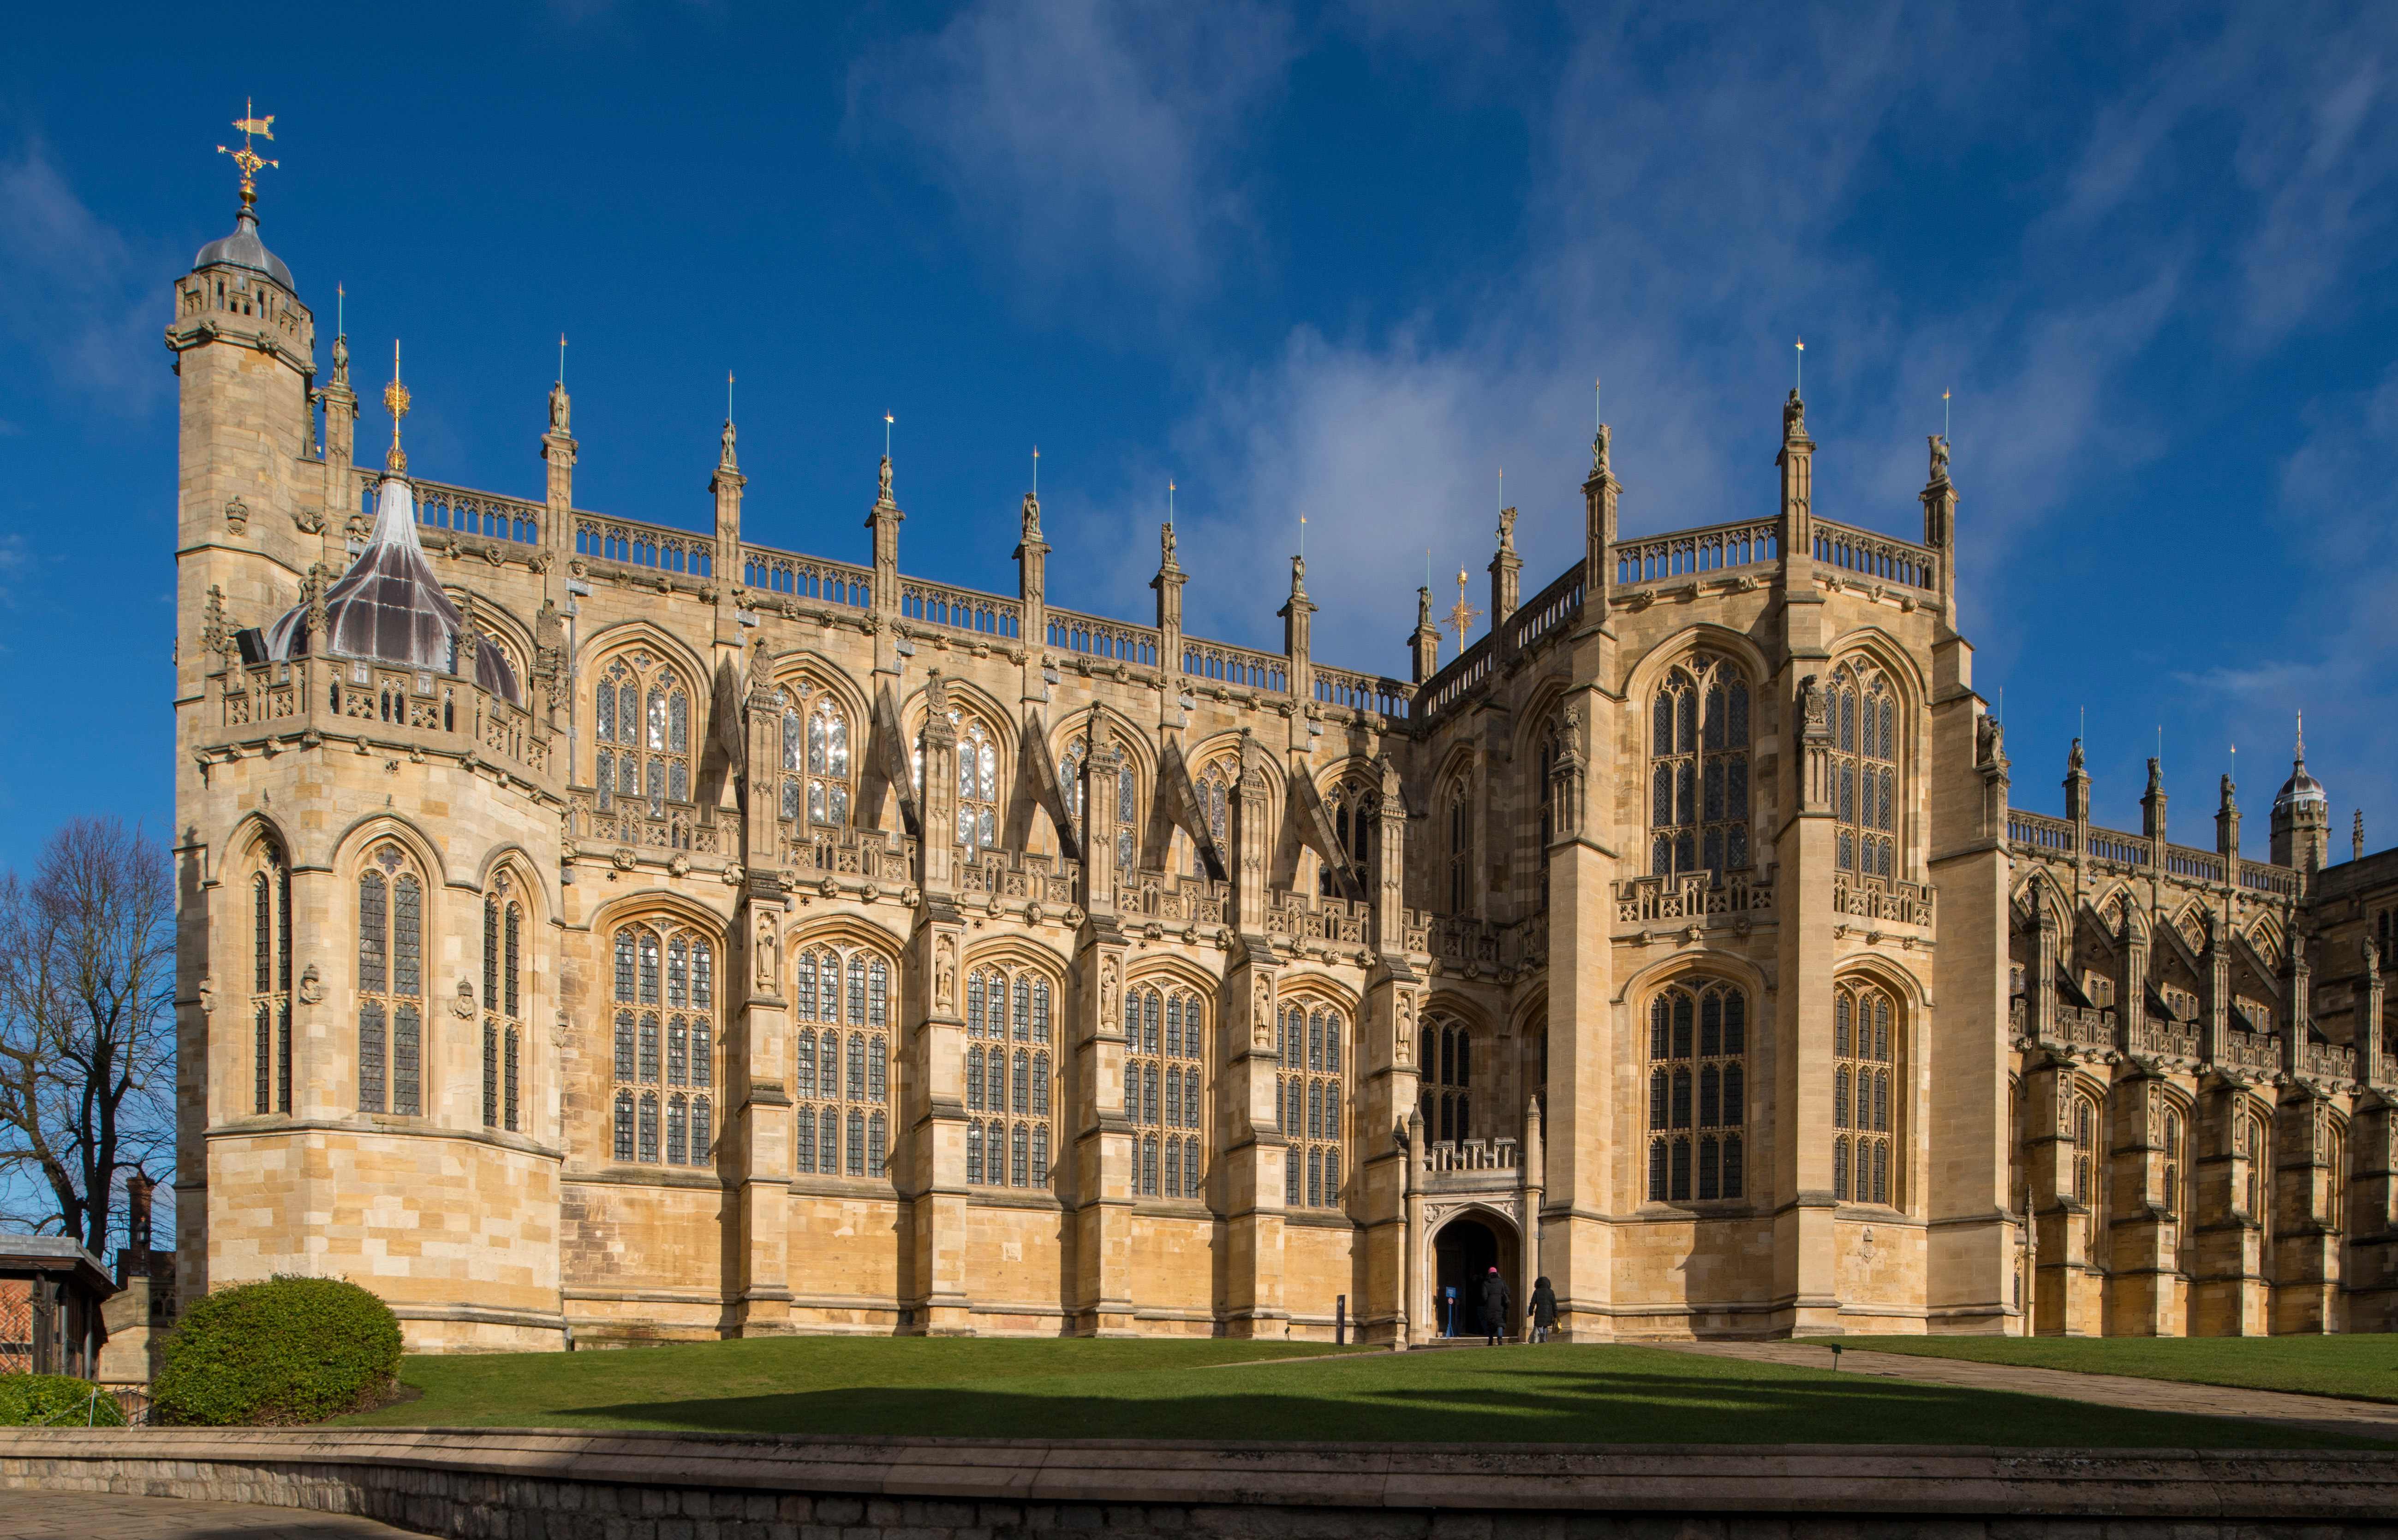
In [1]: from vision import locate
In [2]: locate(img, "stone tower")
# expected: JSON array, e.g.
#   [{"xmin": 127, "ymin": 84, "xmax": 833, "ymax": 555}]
[{"xmin": 2270, "ymin": 716, "xmax": 2330, "ymax": 876}]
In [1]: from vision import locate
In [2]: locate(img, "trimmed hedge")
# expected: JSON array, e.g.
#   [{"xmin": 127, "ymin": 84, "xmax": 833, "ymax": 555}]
[
  {"xmin": 0, "ymin": 1374, "xmax": 126, "ymax": 1427},
  {"xmin": 154, "ymin": 1274, "xmax": 403, "ymax": 1426}
]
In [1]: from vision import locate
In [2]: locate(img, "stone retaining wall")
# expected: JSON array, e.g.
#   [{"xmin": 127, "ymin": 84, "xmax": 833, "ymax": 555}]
[{"xmin": 2, "ymin": 1428, "xmax": 2396, "ymax": 1538}]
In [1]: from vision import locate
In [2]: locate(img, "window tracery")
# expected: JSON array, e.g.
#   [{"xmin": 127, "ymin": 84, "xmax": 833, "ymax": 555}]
[
  {"xmin": 481, "ymin": 875, "xmax": 524, "ymax": 1134},
  {"xmin": 1277, "ymin": 1002, "xmax": 1345, "ymax": 1208},
  {"xmin": 357, "ymin": 844, "xmax": 424, "ymax": 1116},
  {"xmin": 778, "ymin": 683, "xmax": 852, "ymax": 828},
  {"xmin": 1316, "ymin": 777, "xmax": 1373, "ymax": 898},
  {"xmin": 916, "ymin": 710, "xmax": 1000, "ymax": 851},
  {"xmin": 250, "ymin": 840, "xmax": 292, "ymax": 1117},
  {"xmin": 1420, "ymin": 1016, "xmax": 1474, "ymax": 1143},
  {"xmin": 1830, "ymin": 661, "xmax": 1896, "ymax": 878},
  {"xmin": 1832, "ymin": 981, "xmax": 1895, "ymax": 1205},
  {"xmin": 1125, "ymin": 981, "xmax": 1205, "ymax": 1199},
  {"xmin": 793, "ymin": 941, "xmax": 891, "ymax": 1179},
  {"xmin": 1645, "ymin": 981, "xmax": 1746, "ymax": 1202},
  {"xmin": 1189, "ymin": 755, "xmax": 1234, "ymax": 876},
  {"xmin": 965, "ymin": 962, "xmax": 1053, "ymax": 1189},
  {"xmin": 609, "ymin": 921, "xmax": 714, "ymax": 1166},
  {"xmin": 595, "ymin": 652, "xmax": 690, "ymax": 820},
  {"xmin": 1059, "ymin": 734, "xmax": 1137, "ymax": 873},
  {"xmin": 1444, "ymin": 782, "xmax": 1472, "ymax": 913},
  {"xmin": 1649, "ymin": 657, "xmax": 1752, "ymax": 878}
]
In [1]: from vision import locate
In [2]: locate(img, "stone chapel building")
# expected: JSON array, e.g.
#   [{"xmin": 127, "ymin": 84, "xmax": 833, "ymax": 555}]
[{"xmin": 171, "ymin": 176, "xmax": 2397, "ymax": 1351}]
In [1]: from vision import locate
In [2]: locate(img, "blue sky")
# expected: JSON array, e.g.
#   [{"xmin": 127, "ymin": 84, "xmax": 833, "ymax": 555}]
[{"xmin": 4, "ymin": 0, "xmax": 2397, "ymax": 878}]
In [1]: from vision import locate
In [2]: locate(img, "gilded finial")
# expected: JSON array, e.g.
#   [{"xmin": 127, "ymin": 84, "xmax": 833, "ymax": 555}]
[
  {"xmin": 382, "ymin": 340, "xmax": 411, "ymax": 475},
  {"xmin": 1447, "ymin": 566, "xmax": 1482, "ymax": 650},
  {"xmin": 215, "ymin": 98, "xmax": 279, "ymax": 210}
]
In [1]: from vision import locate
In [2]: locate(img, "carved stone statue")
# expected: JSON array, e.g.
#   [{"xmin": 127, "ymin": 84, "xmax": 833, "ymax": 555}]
[
  {"xmin": 720, "ymin": 417, "xmax": 737, "ymax": 465},
  {"xmin": 1796, "ymin": 674, "xmax": 1826, "ymax": 736},
  {"xmin": 1928, "ymin": 433, "xmax": 1949, "ymax": 482},
  {"xmin": 755, "ymin": 917, "xmax": 779, "ymax": 988},
  {"xmin": 1161, "ymin": 521, "xmax": 1177, "ymax": 565},
  {"xmin": 1021, "ymin": 491, "xmax": 1041, "ymax": 539},
  {"xmin": 1497, "ymin": 505, "xmax": 1518, "ymax": 550},
  {"xmin": 877, "ymin": 453, "xmax": 894, "ymax": 505},
  {"xmin": 548, "ymin": 380, "xmax": 570, "ymax": 434},
  {"xmin": 1978, "ymin": 712, "xmax": 2004, "ymax": 767},
  {"xmin": 1592, "ymin": 421, "xmax": 1611, "ymax": 475}
]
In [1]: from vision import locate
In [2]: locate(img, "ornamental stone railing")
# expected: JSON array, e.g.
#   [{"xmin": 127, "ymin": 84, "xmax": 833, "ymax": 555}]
[
  {"xmin": 1123, "ymin": 872, "xmax": 1229, "ymax": 928},
  {"xmin": 1831, "ymin": 873, "xmax": 1935, "ymax": 928},
  {"xmin": 957, "ymin": 848, "xmax": 1080, "ymax": 910},
  {"xmin": 209, "ymin": 656, "xmax": 554, "ymax": 785},
  {"xmin": 1613, "ymin": 871, "xmax": 1772, "ymax": 925},
  {"xmin": 2129, "ymin": 1019, "xmax": 2201, "ymax": 1061},
  {"xmin": 783, "ymin": 825, "xmax": 915, "ymax": 885},
  {"xmin": 2218, "ymin": 1030, "xmax": 2281, "ymax": 1075},
  {"xmin": 1265, "ymin": 891, "xmax": 1369, "ymax": 948},
  {"xmin": 573, "ymin": 792, "xmax": 719, "ymax": 856},
  {"xmin": 1426, "ymin": 1137, "xmax": 1520, "ymax": 1175}
]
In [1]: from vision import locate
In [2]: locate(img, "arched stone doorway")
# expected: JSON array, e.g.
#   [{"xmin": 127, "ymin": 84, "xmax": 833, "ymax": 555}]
[{"xmin": 1430, "ymin": 1209, "xmax": 1520, "ymax": 1340}]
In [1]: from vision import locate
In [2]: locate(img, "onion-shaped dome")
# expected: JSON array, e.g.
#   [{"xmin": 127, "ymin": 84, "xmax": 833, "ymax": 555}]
[
  {"xmin": 263, "ymin": 475, "xmax": 520, "ymax": 704},
  {"xmin": 193, "ymin": 205, "xmax": 293, "ymax": 291}
]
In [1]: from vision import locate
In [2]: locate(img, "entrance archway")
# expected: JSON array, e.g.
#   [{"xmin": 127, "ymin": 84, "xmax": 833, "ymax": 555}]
[{"xmin": 1430, "ymin": 1210, "xmax": 1520, "ymax": 1340}]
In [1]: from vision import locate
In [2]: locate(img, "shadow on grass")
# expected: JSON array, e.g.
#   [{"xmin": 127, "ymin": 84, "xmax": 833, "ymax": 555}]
[{"xmin": 546, "ymin": 1359, "xmax": 2386, "ymax": 1450}]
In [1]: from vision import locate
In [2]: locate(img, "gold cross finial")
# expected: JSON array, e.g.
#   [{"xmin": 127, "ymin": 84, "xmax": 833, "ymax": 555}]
[
  {"xmin": 1446, "ymin": 565, "xmax": 1482, "ymax": 652},
  {"xmin": 382, "ymin": 340, "xmax": 410, "ymax": 474},
  {"xmin": 215, "ymin": 97, "xmax": 279, "ymax": 209}
]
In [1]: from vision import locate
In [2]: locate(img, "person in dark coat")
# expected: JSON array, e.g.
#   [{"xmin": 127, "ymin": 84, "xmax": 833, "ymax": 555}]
[
  {"xmin": 1528, "ymin": 1276, "xmax": 1558, "ymax": 1343},
  {"xmin": 1480, "ymin": 1266, "xmax": 1511, "ymax": 1345}
]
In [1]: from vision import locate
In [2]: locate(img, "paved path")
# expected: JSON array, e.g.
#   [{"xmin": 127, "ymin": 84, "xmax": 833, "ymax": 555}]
[
  {"xmin": 1648, "ymin": 1339, "xmax": 2398, "ymax": 1442},
  {"xmin": 0, "ymin": 1490, "xmax": 424, "ymax": 1539}
]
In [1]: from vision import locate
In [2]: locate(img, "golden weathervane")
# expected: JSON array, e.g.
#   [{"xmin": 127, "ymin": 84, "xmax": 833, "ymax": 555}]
[
  {"xmin": 216, "ymin": 98, "xmax": 278, "ymax": 208},
  {"xmin": 1446, "ymin": 566, "xmax": 1481, "ymax": 654}
]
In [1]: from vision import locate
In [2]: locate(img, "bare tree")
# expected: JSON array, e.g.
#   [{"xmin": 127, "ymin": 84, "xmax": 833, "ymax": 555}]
[{"xmin": 0, "ymin": 819, "xmax": 177, "ymax": 1258}]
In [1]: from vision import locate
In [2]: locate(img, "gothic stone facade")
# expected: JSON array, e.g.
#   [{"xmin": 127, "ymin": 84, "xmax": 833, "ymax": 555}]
[{"xmin": 171, "ymin": 212, "xmax": 2398, "ymax": 1351}]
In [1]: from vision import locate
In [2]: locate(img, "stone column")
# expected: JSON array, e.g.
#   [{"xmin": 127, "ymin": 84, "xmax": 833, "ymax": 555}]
[
  {"xmin": 1357, "ymin": 755, "xmax": 1420, "ymax": 1344},
  {"xmin": 726, "ymin": 657, "xmax": 794, "ymax": 1335},
  {"xmin": 1069, "ymin": 728, "xmax": 1135, "ymax": 1335},
  {"xmin": 2271, "ymin": 1089, "xmax": 2339, "ymax": 1333},
  {"xmin": 2020, "ymin": 1058, "xmax": 2093, "ymax": 1333},
  {"xmin": 2107, "ymin": 1075, "xmax": 2175, "ymax": 1336},
  {"xmin": 711, "ymin": 420, "xmax": 746, "ymax": 650},
  {"xmin": 1541, "ymin": 688, "xmax": 1619, "ymax": 1339},
  {"xmin": 908, "ymin": 678, "xmax": 972, "ymax": 1333},
  {"xmin": 1017, "ymin": 491, "xmax": 1049, "ymax": 708},
  {"xmin": 1773, "ymin": 645, "xmax": 1841, "ymax": 1333},
  {"xmin": 1488, "ymin": 506, "xmax": 1521, "ymax": 633},
  {"xmin": 1220, "ymin": 744, "xmax": 1286, "ymax": 1337},
  {"xmin": 2191, "ymin": 1077, "xmax": 2265, "ymax": 1336},
  {"xmin": 2348, "ymin": 1091, "xmax": 2398, "ymax": 1332}
]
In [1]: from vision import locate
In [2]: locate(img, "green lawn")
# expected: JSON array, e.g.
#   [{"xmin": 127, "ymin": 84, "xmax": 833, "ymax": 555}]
[
  {"xmin": 338, "ymin": 1337, "xmax": 2384, "ymax": 1447},
  {"xmin": 1798, "ymin": 1334, "xmax": 2398, "ymax": 1405}
]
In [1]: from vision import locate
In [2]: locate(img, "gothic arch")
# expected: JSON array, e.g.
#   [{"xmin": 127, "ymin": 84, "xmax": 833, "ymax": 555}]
[
  {"xmin": 327, "ymin": 813, "xmax": 449, "ymax": 890},
  {"xmin": 1049, "ymin": 703, "xmax": 1158, "ymax": 785},
  {"xmin": 1618, "ymin": 624, "xmax": 1774, "ymax": 712},
  {"xmin": 2088, "ymin": 884, "xmax": 2148, "ymax": 945},
  {"xmin": 472, "ymin": 844, "xmax": 555, "ymax": 916},
  {"xmin": 1508, "ymin": 672, "xmax": 1581, "ymax": 765},
  {"xmin": 1277, "ymin": 972, "xmax": 1363, "ymax": 1017},
  {"xmin": 764, "ymin": 647, "xmax": 873, "ymax": 739},
  {"xmin": 1613, "ymin": 949, "xmax": 1771, "ymax": 1009},
  {"xmin": 214, "ymin": 810, "xmax": 302, "ymax": 886},
  {"xmin": 2242, "ymin": 916, "xmax": 2285, "ymax": 972},
  {"xmin": 783, "ymin": 912, "xmax": 909, "ymax": 957},
  {"xmin": 1125, "ymin": 952, "xmax": 1223, "ymax": 1001},
  {"xmin": 446, "ymin": 585, "xmax": 537, "ymax": 679},
  {"xmin": 905, "ymin": 674, "xmax": 1013, "ymax": 743},
  {"xmin": 961, "ymin": 934, "xmax": 1073, "ymax": 981},
  {"xmin": 1831, "ymin": 954, "xmax": 1931, "ymax": 1013},
  {"xmin": 2011, "ymin": 872, "xmax": 2075, "ymax": 938},
  {"xmin": 585, "ymin": 887, "xmax": 734, "ymax": 941},
  {"xmin": 1822, "ymin": 624, "xmax": 1929, "ymax": 706},
  {"xmin": 575, "ymin": 618, "xmax": 710, "ymax": 696}
]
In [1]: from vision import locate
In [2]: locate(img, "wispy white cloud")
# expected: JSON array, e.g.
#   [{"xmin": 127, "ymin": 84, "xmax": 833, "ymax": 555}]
[
  {"xmin": 846, "ymin": 0, "xmax": 1296, "ymax": 300},
  {"xmin": 0, "ymin": 139, "xmax": 169, "ymax": 410}
]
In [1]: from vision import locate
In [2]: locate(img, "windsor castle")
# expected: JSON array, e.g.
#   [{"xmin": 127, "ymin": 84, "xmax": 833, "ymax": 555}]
[{"xmin": 172, "ymin": 169, "xmax": 2398, "ymax": 1350}]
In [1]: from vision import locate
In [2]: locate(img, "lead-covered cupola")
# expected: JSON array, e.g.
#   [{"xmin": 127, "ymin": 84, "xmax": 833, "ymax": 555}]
[{"xmin": 261, "ymin": 347, "xmax": 520, "ymax": 704}]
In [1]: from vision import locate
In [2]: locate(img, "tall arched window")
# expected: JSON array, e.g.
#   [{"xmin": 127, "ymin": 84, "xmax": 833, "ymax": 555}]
[
  {"xmin": 249, "ymin": 840, "xmax": 292, "ymax": 1117},
  {"xmin": 1646, "ymin": 981, "xmax": 1747, "ymax": 1201},
  {"xmin": 1831, "ymin": 981, "xmax": 1895, "ymax": 1205},
  {"xmin": 1317, "ymin": 777, "xmax": 1373, "ymax": 897},
  {"xmin": 1190, "ymin": 755, "xmax": 1234, "ymax": 876},
  {"xmin": 595, "ymin": 652, "xmax": 690, "ymax": 820},
  {"xmin": 2327, "ymin": 1118, "xmax": 2348, "ymax": 1235},
  {"xmin": 1278, "ymin": 1002, "xmax": 1345, "ymax": 1209},
  {"xmin": 1830, "ymin": 661, "xmax": 1896, "ymax": 878},
  {"xmin": 1444, "ymin": 783, "xmax": 1472, "ymax": 913},
  {"xmin": 1126, "ymin": 981, "xmax": 1205, "ymax": 1199},
  {"xmin": 2161, "ymin": 1108, "xmax": 2182, "ymax": 1218},
  {"xmin": 480, "ymin": 876, "xmax": 525, "ymax": 1133},
  {"xmin": 609, "ymin": 921, "xmax": 715, "ymax": 1165},
  {"xmin": 778, "ymin": 683, "xmax": 852, "ymax": 827},
  {"xmin": 965, "ymin": 962, "xmax": 1052, "ymax": 1188},
  {"xmin": 2072, "ymin": 1090, "xmax": 2107, "ymax": 1253},
  {"xmin": 1420, "ymin": 1016, "xmax": 1474, "ymax": 1143},
  {"xmin": 357, "ymin": 844, "xmax": 424, "ymax": 1116},
  {"xmin": 1059, "ymin": 735, "xmax": 1138, "ymax": 873},
  {"xmin": 2240, "ymin": 1108, "xmax": 2268, "ymax": 1223},
  {"xmin": 792, "ymin": 941, "xmax": 892, "ymax": 1178},
  {"xmin": 917, "ymin": 710, "xmax": 1001, "ymax": 851},
  {"xmin": 1650, "ymin": 657, "xmax": 1751, "ymax": 878}
]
